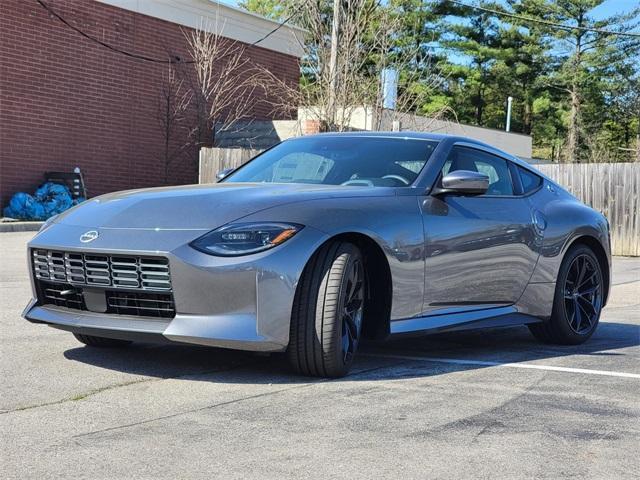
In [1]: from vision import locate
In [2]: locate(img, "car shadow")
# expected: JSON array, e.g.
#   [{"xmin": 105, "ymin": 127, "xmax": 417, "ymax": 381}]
[{"xmin": 63, "ymin": 321, "xmax": 640, "ymax": 385}]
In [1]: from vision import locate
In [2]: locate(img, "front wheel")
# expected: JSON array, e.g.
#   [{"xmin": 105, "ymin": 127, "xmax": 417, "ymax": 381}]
[
  {"xmin": 287, "ymin": 241, "xmax": 365, "ymax": 378},
  {"xmin": 529, "ymin": 245, "xmax": 604, "ymax": 345}
]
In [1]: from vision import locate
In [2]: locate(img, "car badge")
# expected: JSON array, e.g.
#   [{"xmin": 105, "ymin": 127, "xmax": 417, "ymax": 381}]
[{"xmin": 80, "ymin": 230, "xmax": 99, "ymax": 243}]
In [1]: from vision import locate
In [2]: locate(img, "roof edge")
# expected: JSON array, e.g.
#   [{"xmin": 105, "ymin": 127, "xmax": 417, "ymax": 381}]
[{"xmin": 94, "ymin": 0, "xmax": 304, "ymax": 57}]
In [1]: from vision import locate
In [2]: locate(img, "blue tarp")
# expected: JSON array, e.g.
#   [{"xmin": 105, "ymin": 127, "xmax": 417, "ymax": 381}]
[{"xmin": 3, "ymin": 182, "xmax": 84, "ymax": 220}]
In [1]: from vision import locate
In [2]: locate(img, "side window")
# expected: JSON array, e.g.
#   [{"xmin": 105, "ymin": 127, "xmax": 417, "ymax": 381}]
[
  {"xmin": 442, "ymin": 158, "xmax": 452, "ymax": 176},
  {"xmin": 443, "ymin": 147, "xmax": 514, "ymax": 196},
  {"xmin": 518, "ymin": 166, "xmax": 543, "ymax": 194}
]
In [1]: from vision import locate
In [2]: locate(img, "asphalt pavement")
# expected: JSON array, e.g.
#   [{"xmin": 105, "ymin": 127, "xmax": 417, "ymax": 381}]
[{"xmin": 1, "ymin": 231, "xmax": 638, "ymax": 479}]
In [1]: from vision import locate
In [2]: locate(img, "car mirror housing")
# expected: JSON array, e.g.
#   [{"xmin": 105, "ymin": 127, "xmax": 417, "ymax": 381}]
[
  {"xmin": 433, "ymin": 170, "xmax": 489, "ymax": 196},
  {"xmin": 216, "ymin": 168, "xmax": 235, "ymax": 182}
]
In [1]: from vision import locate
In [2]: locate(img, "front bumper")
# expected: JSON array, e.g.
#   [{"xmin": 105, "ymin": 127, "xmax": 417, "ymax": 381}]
[{"xmin": 24, "ymin": 223, "xmax": 329, "ymax": 352}]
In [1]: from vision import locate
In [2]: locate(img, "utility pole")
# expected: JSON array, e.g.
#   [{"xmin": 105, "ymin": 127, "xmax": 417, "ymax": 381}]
[
  {"xmin": 637, "ymin": 111, "xmax": 640, "ymax": 162},
  {"xmin": 505, "ymin": 96, "xmax": 513, "ymax": 132},
  {"xmin": 328, "ymin": 0, "xmax": 340, "ymax": 128}
]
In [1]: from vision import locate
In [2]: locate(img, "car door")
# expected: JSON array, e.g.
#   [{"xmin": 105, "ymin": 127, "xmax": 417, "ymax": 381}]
[{"xmin": 420, "ymin": 144, "xmax": 539, "ymax": 315}]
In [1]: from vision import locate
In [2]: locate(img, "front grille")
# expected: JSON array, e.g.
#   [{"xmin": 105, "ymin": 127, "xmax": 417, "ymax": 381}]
[
  {"xmin": 39, "ymin": 281, "xmax": 86, "ymax": 310},
  {"xmin": 106, "ymin": 291, "xmax": 175, "ymax": 318},
  {"xmin": 32, "ymin": 250, "xmax": 171, "ymax": 291},
  {"xmin": 36, "ymin": 280, "xmax": 176, "ymax": 318}
]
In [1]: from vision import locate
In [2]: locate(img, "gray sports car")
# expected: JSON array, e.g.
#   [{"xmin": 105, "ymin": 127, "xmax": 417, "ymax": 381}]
[{"xmin": 24, "ymin": 133, "xmax": 611, "ymax": 377}]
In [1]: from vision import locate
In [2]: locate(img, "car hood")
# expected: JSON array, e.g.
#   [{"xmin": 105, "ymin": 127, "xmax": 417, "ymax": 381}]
[{"xmin": 53, "ymin": 183, "xmax": 395, "ymax": 230}]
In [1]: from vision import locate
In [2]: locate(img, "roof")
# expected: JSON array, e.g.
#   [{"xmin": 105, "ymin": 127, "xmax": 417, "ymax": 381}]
[
  {"xmin": 308, "ymin": 131, "xmax": 453, "ymax": 141},
  {"xmin": 95, "ymin": 0, "xmax": 305, "ymax": 57},
  {"xmin": 300, "ymin": 131, "xmax": 487, "ymax": 145},
  {"xmin": 294, "ymin": 131, "xmax": 535, "ymax": 168}
]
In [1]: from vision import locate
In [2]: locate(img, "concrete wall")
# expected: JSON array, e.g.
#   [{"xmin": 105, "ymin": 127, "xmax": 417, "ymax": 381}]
[
  {"xmin": 214, "ymin": 120, "xmax": 302, "ymax": 148},
  {"xmin": 378, "ymin": 110, "xmax": 532, "ymax": 158},
  {"xmin": 297, "ymin": 107, "xmax": 533, "ymax": 158}
]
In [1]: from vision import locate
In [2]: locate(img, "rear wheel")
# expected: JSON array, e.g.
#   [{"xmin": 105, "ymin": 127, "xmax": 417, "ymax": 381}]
[
  {"xmin": 287, "ymin": 241, "xmax": 365, "ymax": 378},
  {"xmin": 73, "ymin": 333, "xmax": 132, "ymax": 348},
  {"xmin": 529, "ymin": 245, "xmax": 603, "ymax": 345}
]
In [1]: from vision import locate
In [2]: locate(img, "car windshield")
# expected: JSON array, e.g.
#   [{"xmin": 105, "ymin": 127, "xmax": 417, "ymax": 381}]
[{"xmin": 223, "ymin": 136, "xmax": 439, "ymax": 187}]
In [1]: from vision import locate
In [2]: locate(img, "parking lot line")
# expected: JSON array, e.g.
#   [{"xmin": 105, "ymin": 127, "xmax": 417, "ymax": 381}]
[{"xmin": 363, "ymin": 353, "xmax": 640, "ymax": 379}]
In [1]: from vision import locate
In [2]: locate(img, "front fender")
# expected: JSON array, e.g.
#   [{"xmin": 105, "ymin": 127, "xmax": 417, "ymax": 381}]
[{"xmin": 238, "ymin": 195, "xmax": 426, "ymax": 320}]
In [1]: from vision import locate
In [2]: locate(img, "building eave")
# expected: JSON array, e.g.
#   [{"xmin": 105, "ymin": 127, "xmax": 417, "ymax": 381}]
[{"xmin": 95, "ymin": 0, "xmax": 305, "ymax": 57}]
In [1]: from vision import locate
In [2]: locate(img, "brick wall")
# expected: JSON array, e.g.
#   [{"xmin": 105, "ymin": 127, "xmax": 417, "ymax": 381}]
[{"xmin": 0, "ymin": 0, "xmax": 299, "ymax": 208}]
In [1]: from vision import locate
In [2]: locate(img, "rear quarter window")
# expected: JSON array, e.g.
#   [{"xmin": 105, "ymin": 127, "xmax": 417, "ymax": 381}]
[{"xmin": 518, "ymin": 166, "xmax": 543, "ymax": 194}]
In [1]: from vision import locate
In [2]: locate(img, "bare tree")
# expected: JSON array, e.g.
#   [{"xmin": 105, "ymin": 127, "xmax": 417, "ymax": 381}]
[
  {"xmin": 250, "ymin": 1, "xmax": 380, "ymax": 131},
  {"xmin": 367, "ymin": 9, "xmax": 451, "ymax": 131},
  {"xmin": 257, "ymin": 1, "xmax": 446, "ymax": 132},
  {"xmin": 157, "ymin": 64, "xmax": 191, "ymax": 184},
  {"xmin": 184, "ymin": 19, "xmax": 265, "ymax": 147}
]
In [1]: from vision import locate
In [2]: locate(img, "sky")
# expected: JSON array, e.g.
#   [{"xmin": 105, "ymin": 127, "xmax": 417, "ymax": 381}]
[
  {"xmin": 217, "ymin": 0, "xmax": 639, "ymax": 66},
  {"xmin": 590, "ymin": 0, "xmax": 640, "ymax": 20},
  {"xmin": 217, "ymin": 0, "xmax": 640, "ymax": 24}
]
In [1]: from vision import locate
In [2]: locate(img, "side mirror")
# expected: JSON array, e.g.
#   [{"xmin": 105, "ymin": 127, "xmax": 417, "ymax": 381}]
[
  {"xmin": 216, "ymin": 168, "xmax": 235, "ymax": 182},
  {"xmin": 434, "ymin": 170, "xmax": 489, "ymax": 196}
]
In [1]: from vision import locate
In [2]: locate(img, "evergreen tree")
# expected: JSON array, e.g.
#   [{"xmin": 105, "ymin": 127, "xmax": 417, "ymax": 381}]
[{"xmin": 241, "ymin": 0, "xmax": 640, "ymax": 162}]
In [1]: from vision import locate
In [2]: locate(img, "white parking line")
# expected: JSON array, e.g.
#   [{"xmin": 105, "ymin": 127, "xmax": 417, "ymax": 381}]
[{"xmin": 364, "ymin": 353, "xmax": 640, "ymax": 379}]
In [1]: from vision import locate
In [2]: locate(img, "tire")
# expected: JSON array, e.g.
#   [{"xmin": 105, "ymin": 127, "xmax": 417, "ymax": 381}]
[
  {"xmin": 73, "ymin": 333, "xmax": 132, "ymax": 348},
  {"xmin": 287, "ymin": 241, "xmax": 365, "ymax": 378},
  {"xmin": 529, "ymin": 245, "xmax": 604, "ymax": 345}
]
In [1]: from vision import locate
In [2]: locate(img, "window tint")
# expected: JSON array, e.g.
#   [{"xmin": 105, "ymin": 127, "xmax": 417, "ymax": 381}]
[
  {"xmin": 518, "ymin": 166, "xmax": 543, "ymax": 193},
  {"xmin": 443, "ymin": 147, "xmax": 514, "ymax": 196}
]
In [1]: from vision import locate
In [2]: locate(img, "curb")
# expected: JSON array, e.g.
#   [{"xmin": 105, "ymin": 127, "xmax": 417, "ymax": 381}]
[{"xmin": 0, "ymin": 222, "xmax": 43, "ymax": 233}]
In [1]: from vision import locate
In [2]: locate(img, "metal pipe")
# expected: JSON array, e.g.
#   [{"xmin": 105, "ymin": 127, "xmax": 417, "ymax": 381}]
[{"xmin": 506, "ymin": 96, "xmax": 513, "ymax": 132}]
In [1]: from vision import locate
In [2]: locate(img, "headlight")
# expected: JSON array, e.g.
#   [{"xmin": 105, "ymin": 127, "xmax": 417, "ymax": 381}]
[{"xmin": 190, "ymin": 222, "xmax": 303, "ymax": 256}]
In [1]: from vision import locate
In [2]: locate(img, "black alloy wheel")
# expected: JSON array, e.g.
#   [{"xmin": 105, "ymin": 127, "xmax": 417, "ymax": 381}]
[
  {"xmin": 529, "ymin": 245, "xmax": 604, "ymax": 345},
  {"xmin": 341, "ymin": 257, "xmax": 365, "ymax": 364},
  {"xmin": 288, "ymin": 241, "xmax": 366, "ymax": 377},
  {"xmin": 563, "ymin": 253, "xmax": 603, "ymax": 334}
]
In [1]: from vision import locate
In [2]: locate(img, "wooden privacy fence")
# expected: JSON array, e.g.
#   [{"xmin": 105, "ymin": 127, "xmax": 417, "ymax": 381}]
[
  {"xmin": 199, "ymin": 148, "xmax": 262, "ymax": 184},
  {"xmin": 536, "ymin": 162, "xmax": 639, "ymax": 256},
  {"xmin": 200, "ymin": 148, "xmax": 639, "ymax": 256}
]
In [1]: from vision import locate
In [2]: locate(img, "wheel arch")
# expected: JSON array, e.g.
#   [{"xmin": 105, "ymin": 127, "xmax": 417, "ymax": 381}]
[
  {"xmin": 564, "ymin": 235, "xmax": 611, "ymax": 306},
  {"xmin": 298, "ymin": 232, "xmax": 393, "ymax": 340}
]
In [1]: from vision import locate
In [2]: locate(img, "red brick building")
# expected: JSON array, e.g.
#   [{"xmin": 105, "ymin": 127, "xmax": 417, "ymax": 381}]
[{"xmin": 0, "ymin": 0, "xmax": 302, "ymax": 208}]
